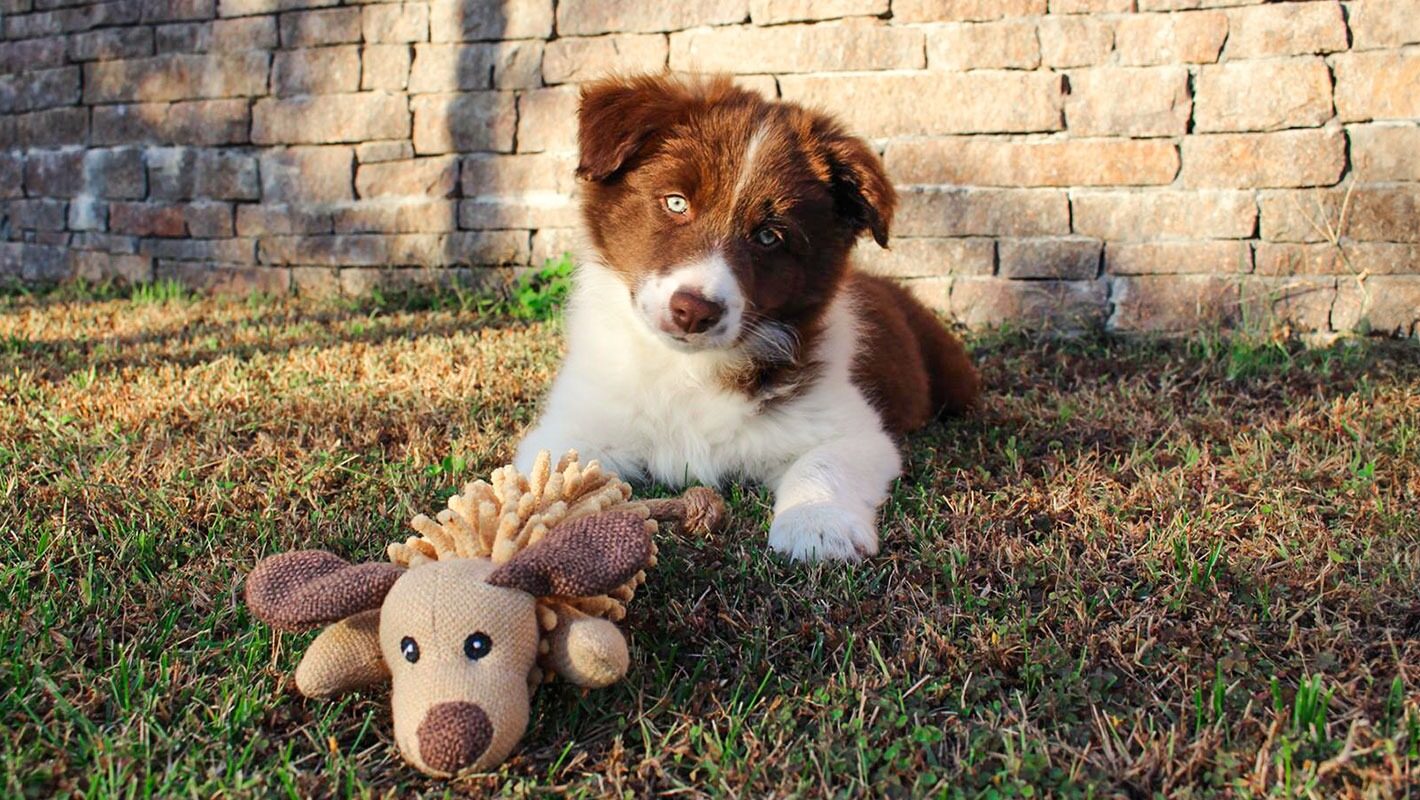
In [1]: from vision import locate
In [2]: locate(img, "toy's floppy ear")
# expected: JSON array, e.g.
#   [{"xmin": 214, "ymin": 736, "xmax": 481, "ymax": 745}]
[
  {"xmin": 487, "ymin": 512, "xmax": 652, "ymax": 597},
  {"xmin": 294, "ymin": 609, "xmax": 390, "ymax": 698},
  {"xmin": 245, "ymin": 550, "xmax": 404, "ymax": 632}
]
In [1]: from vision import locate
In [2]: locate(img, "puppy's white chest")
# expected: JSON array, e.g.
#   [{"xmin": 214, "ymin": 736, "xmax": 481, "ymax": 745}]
[
  {"xmin": 594, "ymin": 347, "xmax": 785, "ymax": 484},
  {"xmin": 635, "ymin": 369, "xmax": 759, "ymax": 432},
  {"xmin": 538, "ymin": 263, "xmax": 875, "ymax": 490}
]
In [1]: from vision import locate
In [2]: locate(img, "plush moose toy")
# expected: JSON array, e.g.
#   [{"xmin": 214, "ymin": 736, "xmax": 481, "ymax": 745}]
[{"xmin": 245, "ymin": 451, "xmax": 723, "ymax": 777}]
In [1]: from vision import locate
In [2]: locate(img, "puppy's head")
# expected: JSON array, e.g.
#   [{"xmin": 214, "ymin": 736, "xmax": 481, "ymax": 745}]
[{"xmin": 575, "ymin": 73, "xmax": 895, "ymax": 358}]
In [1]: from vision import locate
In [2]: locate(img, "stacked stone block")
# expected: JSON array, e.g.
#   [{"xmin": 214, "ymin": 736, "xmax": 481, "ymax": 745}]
[{"xmin": 1, "ymin": 0, "xmax": 1417, "ymax": 336}]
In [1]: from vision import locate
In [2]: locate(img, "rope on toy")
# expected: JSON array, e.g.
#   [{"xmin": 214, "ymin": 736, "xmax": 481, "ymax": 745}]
[{"xmin": 642, "ymin": 486, "xmax": 727, "ymax": 537}]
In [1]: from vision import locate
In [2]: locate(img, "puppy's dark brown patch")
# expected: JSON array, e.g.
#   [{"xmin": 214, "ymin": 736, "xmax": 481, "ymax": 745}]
[{"xmin": 850, "ymin": 273, "xmax": 982, "ymax": 434}]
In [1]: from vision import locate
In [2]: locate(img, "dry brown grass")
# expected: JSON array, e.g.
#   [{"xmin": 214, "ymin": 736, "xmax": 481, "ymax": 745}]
[{"xmin": 2, "ymin": 287, "xmax": 1418, "ymax": 798}]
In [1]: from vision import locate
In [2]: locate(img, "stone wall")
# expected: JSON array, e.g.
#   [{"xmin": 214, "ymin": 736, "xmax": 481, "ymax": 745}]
[{"xmin": 1, "ymin": 0, "xmax": 1417, "ymax": 336}]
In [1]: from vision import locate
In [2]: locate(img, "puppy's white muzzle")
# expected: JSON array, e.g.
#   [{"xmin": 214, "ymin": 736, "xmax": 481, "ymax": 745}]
[{"xmin": 634, "ymin": 252, "xmax": 744, "ymax": 351}]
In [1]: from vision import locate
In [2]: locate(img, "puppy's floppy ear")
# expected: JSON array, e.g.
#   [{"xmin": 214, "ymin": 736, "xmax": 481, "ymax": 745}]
[
  {"xmin": 814, "ymin": 120, "xmax": 896, "ymax": 248},
  {"xmin": 576, "ymin": 74, "xmax": 692, "ymax": 182}
]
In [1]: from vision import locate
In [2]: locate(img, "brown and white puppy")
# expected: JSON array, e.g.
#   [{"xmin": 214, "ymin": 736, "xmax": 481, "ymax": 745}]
[{"xmin": 516, "ymin": 74, "xmax": 979, "ymax": 562}]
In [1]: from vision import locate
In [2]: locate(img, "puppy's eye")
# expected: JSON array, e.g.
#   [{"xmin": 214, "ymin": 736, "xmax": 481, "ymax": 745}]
[
  {"xmin": 400, "ymin": 636, "xmax": 420, "ymax": 664},
  {"xmin": 753, "ymin": 227, "xmax": 783, "ymax": 248},
  {"xmin": 463, "ymin": 632, "xmax": 492, "ymax": 661},
  {"xmin": 663, "ymin": 194, "xmax": 689, "ymax": 215}
]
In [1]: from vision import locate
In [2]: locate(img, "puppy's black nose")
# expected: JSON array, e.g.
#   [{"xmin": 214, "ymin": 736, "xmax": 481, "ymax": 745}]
[
  {"xmin": 669, "ymin": 288, "xmax": 725, "ymax": 334},
  {"xmin": 418, "ymin": 701, "xmax": 492, "ymax": 775}
]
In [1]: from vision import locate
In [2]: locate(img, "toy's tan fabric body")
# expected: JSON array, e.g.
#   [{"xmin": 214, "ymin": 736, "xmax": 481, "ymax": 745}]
[
  {"xmin": 245, "ymin": 452, "xmax": 725, "ymax": 778},
  {"xmin": 296, "ymin": 609, "xmax": 386, "ymax": 696}
]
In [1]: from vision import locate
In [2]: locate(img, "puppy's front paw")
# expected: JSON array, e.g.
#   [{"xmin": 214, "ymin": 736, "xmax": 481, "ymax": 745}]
[{"xmin": 768, "ymin": 503, "xmax": 879, "ymax": 563}]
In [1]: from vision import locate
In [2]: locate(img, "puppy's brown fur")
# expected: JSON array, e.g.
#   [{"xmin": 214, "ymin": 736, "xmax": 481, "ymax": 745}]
[{"xmin": 850, "ymin": 273, "xmax": 981, "ymax": 434}]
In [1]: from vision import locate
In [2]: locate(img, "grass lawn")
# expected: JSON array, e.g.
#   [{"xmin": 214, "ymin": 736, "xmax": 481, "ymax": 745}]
[{"xmin": 3, "ymin": 283, "xmax": 1418, "ymax": 798}]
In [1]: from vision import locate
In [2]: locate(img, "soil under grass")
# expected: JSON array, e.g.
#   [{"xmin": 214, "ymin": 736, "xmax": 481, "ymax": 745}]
[{"xmin": 2, "ymin": 286, "xmax": 1418, "ymax": 798}]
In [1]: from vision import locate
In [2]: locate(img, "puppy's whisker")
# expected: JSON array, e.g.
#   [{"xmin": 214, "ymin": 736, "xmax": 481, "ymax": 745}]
[
  {"xmin": 740, "ymin": 319, "xmax": 799, "ymax": 364},
  {"xmin": 743, "ymin": 312, "xmax": 801, "ymax": 351}
]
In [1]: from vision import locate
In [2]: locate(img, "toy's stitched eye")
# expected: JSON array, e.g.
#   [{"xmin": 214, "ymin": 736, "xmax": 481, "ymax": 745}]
[
  {"xmin": 464, "ymin": 632, "xmax": 492, "ymax": 661},
  {"xmin": 400, "ymin": 636, "xmax": 420, "ymax": 664},
  {"xmin": 753, "ymin": 227, "xmax": 782, "ymax": 248},
  {"xmin": 663, "ymin": 194, "xmax": 689, "ymax": 215}
]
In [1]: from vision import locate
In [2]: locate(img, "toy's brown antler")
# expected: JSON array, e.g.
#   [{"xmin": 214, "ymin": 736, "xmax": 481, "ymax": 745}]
[
  {"xmin": 245, "ymin": 550, "xmax": 404, "ymax": 631},
  {"xmin": 245, "ymin": 550, "xmax": 405, "ymax": 698},
  {"xmin": 487, "ymin": 511, "xmax": 651, "ymax": 597}
]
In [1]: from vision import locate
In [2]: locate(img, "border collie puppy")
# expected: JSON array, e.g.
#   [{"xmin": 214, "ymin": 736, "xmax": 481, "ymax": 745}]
[{"xmin": 516, "ymin": 73, "xmax": 979, "ymax": 562}]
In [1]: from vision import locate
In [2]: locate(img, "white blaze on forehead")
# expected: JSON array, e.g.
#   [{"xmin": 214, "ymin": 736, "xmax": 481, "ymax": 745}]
[
  {"xmin": 673, "ymin": 252, "xmax": 742, "ymax": 309},
  {"xmin": 732, "ymin": 123, "xmax": 770, "ymax": 210}
]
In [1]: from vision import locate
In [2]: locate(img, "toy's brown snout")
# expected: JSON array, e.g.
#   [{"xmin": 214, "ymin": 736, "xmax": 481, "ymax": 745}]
[
  {"xmin": 383, "ymin": 561, "xmax": 539, "ymax": 776},
  {"xmin": 416, "ymin": 701, "xmax": 493, "ymax": 775}
]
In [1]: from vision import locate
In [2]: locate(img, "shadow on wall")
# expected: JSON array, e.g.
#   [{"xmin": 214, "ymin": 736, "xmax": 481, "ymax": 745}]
[
  {"xmin": 426, "ymin": 0, "xmax": 576, "ymax": 296},
  {"xmin": 247, "ymin": 0, "xmax": 573, "ymax": 298},
  {"xmin": 338, "ymin": 0, "xmax": 526, "ymax": 298},
  {"xmin": 10, "ymin": 1, "xmax": 1412, "ymax": 337},
  {"xmin": 0, "ymin": 0, "xmax": 580, "ymax": 300}
]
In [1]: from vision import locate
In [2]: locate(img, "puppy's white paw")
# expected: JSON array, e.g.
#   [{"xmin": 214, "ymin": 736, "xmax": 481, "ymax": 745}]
[{"xmin": 768, "ymin": 502, "xmax": 879, "ymax": 563}]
